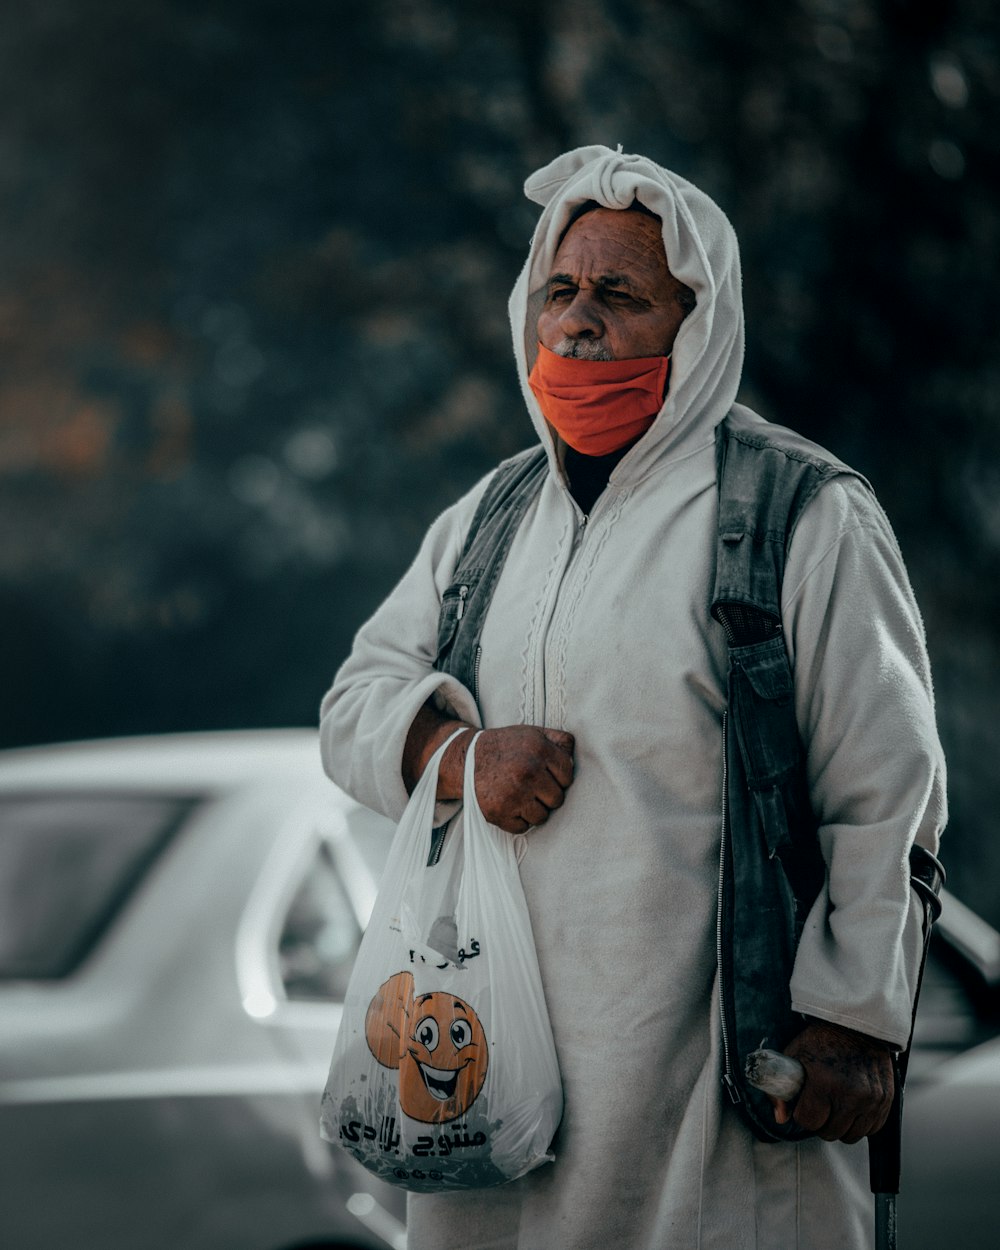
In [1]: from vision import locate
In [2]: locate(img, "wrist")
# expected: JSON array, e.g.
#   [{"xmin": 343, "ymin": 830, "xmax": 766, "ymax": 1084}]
[
  {"xmin": 802, "ymin": 1016, "xmax": 896, "ymax": 1053},
  {"xmin": 402, "ymin": 700, "xmax": 475, "ymax": 796},
  {"xmin": 434, "ymin": 724, "xmax": 475, "ymax": 800}
]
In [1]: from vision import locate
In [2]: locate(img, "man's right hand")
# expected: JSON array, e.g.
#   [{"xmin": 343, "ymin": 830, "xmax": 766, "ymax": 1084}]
[
  {"xmin": 402, "ymin": 700, "xmax": 575, "ymax": 834},
  {"xmin": 448, "ymin": 725, "xmax": 575, "ymax": 833}
]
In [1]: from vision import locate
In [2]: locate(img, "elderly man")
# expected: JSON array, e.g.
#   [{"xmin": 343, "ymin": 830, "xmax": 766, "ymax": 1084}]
[{"xmin": 320, "ymin": 146, "xmax": 945, "ymax": 1249}]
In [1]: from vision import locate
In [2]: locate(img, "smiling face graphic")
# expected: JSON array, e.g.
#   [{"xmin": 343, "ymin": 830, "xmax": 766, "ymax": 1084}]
[{"xmin": 365, "ymin": 970, "xmax": 489, "ymax": 1123}]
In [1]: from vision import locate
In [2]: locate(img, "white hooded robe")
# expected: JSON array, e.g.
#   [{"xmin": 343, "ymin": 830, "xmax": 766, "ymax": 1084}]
[{"xmin": 320, "ymin": 146, "xmax": 946, "ymax": 1250}]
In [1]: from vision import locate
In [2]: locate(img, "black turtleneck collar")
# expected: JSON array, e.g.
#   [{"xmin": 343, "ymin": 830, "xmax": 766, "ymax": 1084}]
[{"xmin": 557, "ymin": 440, "xmax": 637, "ymax": 516}]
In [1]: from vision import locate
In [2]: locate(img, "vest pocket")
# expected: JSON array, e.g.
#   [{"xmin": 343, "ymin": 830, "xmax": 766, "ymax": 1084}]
[
  {"xmin": 435, "ymin": 581, "xmax": 472, "ymax": 666},
  {"xmin": 730, "ymin": 640, "xmax": 800, "ymax": 790},
  {"xmin": 729, "ymin": 640, "xmax": 825, "ymax": 937}
]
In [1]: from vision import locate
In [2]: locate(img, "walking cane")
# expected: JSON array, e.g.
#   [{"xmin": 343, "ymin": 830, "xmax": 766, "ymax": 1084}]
[
  {"xmin": 745, "ymin": 1049, "xmax": 900, "ymax": 1248},
  {"xmin": 744, "ymin": 846, "xmax": 944, "ymax": 1250},
  {"xmin": 867, "ymin": 1071, "xmax": 902, "ymax": 1250}
]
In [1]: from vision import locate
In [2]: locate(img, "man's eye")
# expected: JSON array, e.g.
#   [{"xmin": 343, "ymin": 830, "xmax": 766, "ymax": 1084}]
[
  {"xmin": 604, "ymin": 289, "xmax": 635, "ymax": 304},
  {"xmin": 548, "ymin": 287, "xmax": 575, "ymax": 302}
]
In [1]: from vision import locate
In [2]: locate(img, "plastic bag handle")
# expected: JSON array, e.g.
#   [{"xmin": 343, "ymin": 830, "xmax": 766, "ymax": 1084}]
[
  {"xmin": 424, "ymin": 726, "xmax": 475, "ymax": 788},
  {"xmin": 461, "ymin": 731, "xmax": 528, "ymax": 862},
  {"xmin": 461, "ymin": 729, "xmax": 483, "ymax": 813}
]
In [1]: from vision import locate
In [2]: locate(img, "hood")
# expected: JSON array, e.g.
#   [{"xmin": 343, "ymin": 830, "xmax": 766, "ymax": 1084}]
[{"xmin": 509, "ymin": 145, "xmax": 745, "ymax": 485}]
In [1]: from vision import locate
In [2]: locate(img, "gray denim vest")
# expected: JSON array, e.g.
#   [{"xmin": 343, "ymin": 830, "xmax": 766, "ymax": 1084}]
[
  {"xmin": 432, "ymin": 412, "xmax": 942, "ymax": 1143},
  {"xmin": 710, "ymin": 411, "xmax": 865, "ymax": 1139},
  {"xmin": 433, "ymin": 444, "xmax": 548, "ymax": 706}
]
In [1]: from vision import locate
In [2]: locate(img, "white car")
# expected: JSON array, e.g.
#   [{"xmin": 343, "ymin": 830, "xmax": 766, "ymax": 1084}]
[
  {"xmin": 899, "ymin": 890, "xmax": 1000, "ymax": 1248},
  {"xmin": 1, "ymin": 730, "xmax": 994, "ymax": 1249},
  {"xmin": 0, "ymin": 730, "xmax": 404, "ymax": 1250}
]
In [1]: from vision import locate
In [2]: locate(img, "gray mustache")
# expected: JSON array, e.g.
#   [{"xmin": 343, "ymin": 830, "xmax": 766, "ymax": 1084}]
[{"xmin": 551, "ymin": 338, "xmax": 614, "ymax": 361}]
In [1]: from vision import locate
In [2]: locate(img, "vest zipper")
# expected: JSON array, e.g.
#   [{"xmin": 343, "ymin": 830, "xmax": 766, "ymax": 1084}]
[
  {"xmin": 455, "ymin": 584, "xmax": 469, "ymax": 620},
  {"xmin": 428, "ymin": 824, "xmax": 446, "ymax": 867},
  {"xmin": 473, "ymin": 644, "xmax": 482, "ymax": 705},
  {"xmin": 717, "ymin": 710, "xmax": 741, "ymax": 1104}
]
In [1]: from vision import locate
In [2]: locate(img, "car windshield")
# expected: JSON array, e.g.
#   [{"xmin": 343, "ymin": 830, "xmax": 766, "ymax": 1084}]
[{"xmin": 0, "ymin": 793, "xmax": 195, "ymax": 979}]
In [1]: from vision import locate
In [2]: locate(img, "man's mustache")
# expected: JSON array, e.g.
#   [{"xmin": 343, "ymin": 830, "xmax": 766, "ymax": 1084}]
[{"xmin": 551, "ymin": 338, "xmax": 614, "ymax": 361}]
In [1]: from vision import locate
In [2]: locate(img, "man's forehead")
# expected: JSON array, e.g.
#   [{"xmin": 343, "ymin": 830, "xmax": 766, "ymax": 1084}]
[{"xmin": 549, "ymin": 207, "xmax": 669, "ymax": 278}]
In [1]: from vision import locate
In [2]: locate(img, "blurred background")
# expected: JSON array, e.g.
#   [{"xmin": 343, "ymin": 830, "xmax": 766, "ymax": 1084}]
[{"xmin": 1, "ymin": 0, "xmax": 998, "ymax": 927}]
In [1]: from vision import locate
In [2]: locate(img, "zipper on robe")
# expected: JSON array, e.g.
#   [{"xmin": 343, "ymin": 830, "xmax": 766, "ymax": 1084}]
[
  {"xmin": 716, "ymin": 710, "xmax": 741, "ymax": 1104},
  {"xmin": 526, "ymin": 505, "xmax": 589, "ymax": 726}
]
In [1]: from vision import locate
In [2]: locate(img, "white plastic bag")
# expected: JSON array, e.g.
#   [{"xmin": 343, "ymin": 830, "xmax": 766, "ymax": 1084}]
[{"xmin": 320, "ymin": 731, "xmax": 563, "ymax": 1192}]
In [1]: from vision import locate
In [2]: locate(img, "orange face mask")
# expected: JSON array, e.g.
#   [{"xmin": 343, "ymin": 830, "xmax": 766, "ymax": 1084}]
[{"xmin": 527, "ymin": 342, "xmax": 671, "ymax": 456}]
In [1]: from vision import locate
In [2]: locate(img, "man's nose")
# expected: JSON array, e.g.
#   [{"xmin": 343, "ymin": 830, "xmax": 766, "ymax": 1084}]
[{"xmin": 559, "ymin": 291, "xmax": 604, "ymax": 338}]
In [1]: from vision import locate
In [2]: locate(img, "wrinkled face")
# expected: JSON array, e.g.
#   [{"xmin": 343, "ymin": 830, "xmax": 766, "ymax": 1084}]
[
  {"xmin": 365, "ymin": 971, "xmax": 489, "ymax": 1124},
  {"xmin": 536, "ymin": 207, "xmax": 688, "ymax": 361}
]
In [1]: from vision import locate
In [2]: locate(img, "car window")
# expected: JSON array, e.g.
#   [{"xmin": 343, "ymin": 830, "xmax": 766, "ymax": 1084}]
[
  {"xmin": 0, "ymin": 793, "xmax": 195, "ymax": 979},
  {"xmin": 279, "ymin": 839, "xmax": 363, "ymax": 1002}
]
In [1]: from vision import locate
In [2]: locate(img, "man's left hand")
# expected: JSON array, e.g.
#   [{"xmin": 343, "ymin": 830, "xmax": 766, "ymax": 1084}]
[{"xmin": 771, "ymin": 1018, "xmax": 895, "ymax": 1143}]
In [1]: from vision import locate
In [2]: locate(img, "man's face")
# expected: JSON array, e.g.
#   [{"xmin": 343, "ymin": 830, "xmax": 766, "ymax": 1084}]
[{"xmin": 537, "ymin": 207, "xmax": 688, "ymax": 361}]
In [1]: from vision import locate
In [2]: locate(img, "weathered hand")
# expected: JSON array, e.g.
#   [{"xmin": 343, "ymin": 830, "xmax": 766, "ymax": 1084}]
[
  {"xmin": 441, "ymin": 724, "xmax": 575, "ymax": 834},
  {"xmin": 478, "ymin": 725, "xmax": 575, "ymax": 832},
  {"xmin": 402, "ymin": 701, "xmax": 575, "ymax": 835},
  {"xmin": 771, "ymin": 1018, "xmax": 895, "ymax": 1144}
]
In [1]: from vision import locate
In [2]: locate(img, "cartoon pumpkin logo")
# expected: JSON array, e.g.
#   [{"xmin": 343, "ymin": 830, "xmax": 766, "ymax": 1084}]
[{"xmin": 365, "ymin": 970, "xmax": 489, "ymax": 1123}]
